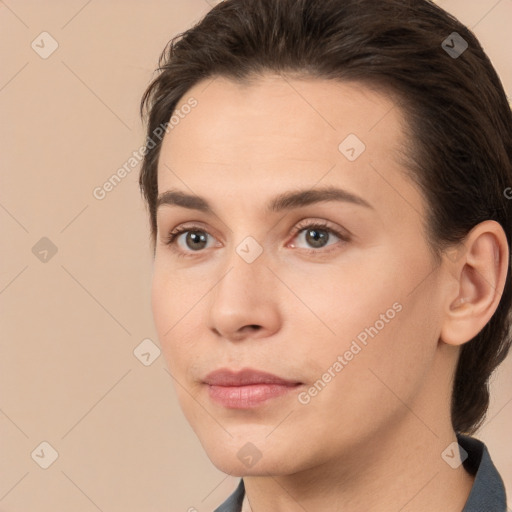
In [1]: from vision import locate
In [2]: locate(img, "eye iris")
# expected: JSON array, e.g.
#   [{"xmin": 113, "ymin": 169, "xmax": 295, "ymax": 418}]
[
  {"xmin": 306, "ymin": 228, "xmax": 328, "ymax": 248},
  {"xmin": 186, "ymin": 231, "xmax": 208, "ymax": 250}
]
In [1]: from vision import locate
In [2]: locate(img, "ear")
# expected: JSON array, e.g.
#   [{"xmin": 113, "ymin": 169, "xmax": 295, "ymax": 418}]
[{"xmin": 440, "ymin": 220, "xmax": 509, "ymax": 346}]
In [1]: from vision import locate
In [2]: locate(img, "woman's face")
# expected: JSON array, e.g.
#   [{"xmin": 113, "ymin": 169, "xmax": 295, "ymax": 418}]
[{"xmin": 151, "ymin": 75, "xmax": 452, "ymax": 475}]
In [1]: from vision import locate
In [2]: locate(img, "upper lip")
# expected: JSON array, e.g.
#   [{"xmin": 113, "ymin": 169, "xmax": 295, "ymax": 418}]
[{"xmin": 203, "ymin": 368, "xmax": 301, "ymax": 386}]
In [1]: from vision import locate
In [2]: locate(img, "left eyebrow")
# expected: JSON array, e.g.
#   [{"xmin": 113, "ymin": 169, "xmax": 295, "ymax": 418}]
[
  {"xmin": 156, "ymin": 185, "xmax": 374, "ymax": 215},
  {"xmin": 267, "ymin": 186, "xmax": 373, "ymax": 212}
]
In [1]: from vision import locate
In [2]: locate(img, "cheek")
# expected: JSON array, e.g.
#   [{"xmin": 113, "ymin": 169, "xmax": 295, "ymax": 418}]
[
  {"xmin": 150, "ymin": 260, "xmax": 199, "ymax": 333},
  {"xmin": 287, "ymin": 258, "xmax": 402, "ymax": 348},
  {"xmin": 289, "ymin": 251, "xmax": 436, "ymax": 390},
  {"xmin": 290, "ymin": 305, "xmax": 435, "ymax": 454},
  {"xmin": 150, "ymin": 269, "xmax": 171, "ymax": 336},
  {"xmin": 150, "ymin": 268, "xmax": 187, "ymax": 370},
  {"xmin": 150, "ymin": 266, "xmax": 209, "ymax": 374}
]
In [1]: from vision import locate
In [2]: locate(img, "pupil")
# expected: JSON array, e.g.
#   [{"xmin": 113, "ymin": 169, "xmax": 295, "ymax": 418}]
[
  {"xmin": 306, "ymin": 229, "xmax": 328, "ymax": 248},
  {"xmin": 187, "ymin": 231, "xmax": 207, "ymax": 250}
]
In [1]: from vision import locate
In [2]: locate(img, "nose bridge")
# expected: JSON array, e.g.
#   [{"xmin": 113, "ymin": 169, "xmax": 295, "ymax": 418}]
[
  {"xmin": 207, "ymin": 236, "xmax": 280, "ymax": 338},
  {"xmin": 215, "ymin": 236, "xmax": 268, "ymax": 304}
]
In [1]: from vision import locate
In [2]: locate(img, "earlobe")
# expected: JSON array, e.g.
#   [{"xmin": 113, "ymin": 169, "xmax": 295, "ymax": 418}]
[{"xmin": 440, "ymin": 220, "xmax": 509, "ymax": 347}]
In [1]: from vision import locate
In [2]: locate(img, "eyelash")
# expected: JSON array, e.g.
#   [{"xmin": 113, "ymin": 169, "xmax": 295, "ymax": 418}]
[{"xmin": 163, "ymin": 221, "xmax": 350, "ymax": 259}]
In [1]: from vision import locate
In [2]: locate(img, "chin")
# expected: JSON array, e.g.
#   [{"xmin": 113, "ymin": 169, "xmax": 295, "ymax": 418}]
[
  {"xmin": 207, "ymin": 455, "xmax": 288, "ymax": 477},
  {"xmin": 203, "ymin": 438, "xmax": 300, "ymax": 477}
]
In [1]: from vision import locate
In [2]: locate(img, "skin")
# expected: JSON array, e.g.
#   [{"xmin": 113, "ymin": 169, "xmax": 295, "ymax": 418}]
[{"xmin": 150, "ymin": 75, "xmax": 509, "ymax": 511}]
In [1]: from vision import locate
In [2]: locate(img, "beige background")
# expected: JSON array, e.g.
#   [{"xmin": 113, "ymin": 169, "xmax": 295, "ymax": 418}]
[{"xmin": 0, "ymin": 0, "xmax": 511, "ymax": 510}]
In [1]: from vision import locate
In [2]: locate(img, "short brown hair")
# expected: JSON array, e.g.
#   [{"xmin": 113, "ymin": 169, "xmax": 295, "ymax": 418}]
[{"xmin": 139, "ymin": 0, "xmax": 512, "ymax": 434}]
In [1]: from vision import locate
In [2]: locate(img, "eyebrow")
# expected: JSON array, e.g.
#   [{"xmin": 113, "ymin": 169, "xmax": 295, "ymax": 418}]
[{"xmin": 156, "ymin": 185, "xmax": 373, "ymax": 214}]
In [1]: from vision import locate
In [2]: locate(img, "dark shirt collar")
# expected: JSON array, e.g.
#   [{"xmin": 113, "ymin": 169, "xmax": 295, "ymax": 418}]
[
  {"xmin": 214, "ymin": 435, "xmax": 508, "ymax": 512},
  {"xmin": 457, "ymin": 434, "xmax": 508, "ymax": 511}
]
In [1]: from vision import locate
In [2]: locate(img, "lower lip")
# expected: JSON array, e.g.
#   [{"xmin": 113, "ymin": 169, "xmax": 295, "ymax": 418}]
[{"xmin": 207, "ymin": 383, "xmax": 301, "ymax": 408}]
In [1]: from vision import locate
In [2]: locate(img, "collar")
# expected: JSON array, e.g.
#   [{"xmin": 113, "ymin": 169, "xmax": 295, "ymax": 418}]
[
  {"xmin": 214, "ymin": 434, "xmax": 508, "ymax": 512},
  {"xmin": 457, "ymin": 434, "xmax": 508, "ymax": 511}
]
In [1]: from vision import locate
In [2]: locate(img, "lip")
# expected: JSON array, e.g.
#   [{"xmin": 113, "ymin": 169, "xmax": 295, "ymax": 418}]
[
  {"xmin": 204, "ymin": 368, "xmax": 301, "ymax": 386},
  {"xmin": 203, "ymin": 368, "xmax": 302, "ymax": 409}
]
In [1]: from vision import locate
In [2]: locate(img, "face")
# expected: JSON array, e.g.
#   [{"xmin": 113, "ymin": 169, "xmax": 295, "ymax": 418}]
[{"xmin": 151, "ymin": 75, "xmax": 449, "ymax": 476}]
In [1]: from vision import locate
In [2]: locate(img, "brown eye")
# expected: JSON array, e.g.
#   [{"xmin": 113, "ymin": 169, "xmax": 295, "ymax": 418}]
[
  {"xmin": 165, "ymin": 225, "xmax": 215, "ymax": 256},
  {"xmin": 304, "ymin": 227, "xmax": 331, "ymax": 248},
  {"xmin": 290, "ymin": 221, "xmax": 349, "ymax": 253},
  {"xmin": 183, "ymin": 230, "xmax": 209, "ymax": 251}
]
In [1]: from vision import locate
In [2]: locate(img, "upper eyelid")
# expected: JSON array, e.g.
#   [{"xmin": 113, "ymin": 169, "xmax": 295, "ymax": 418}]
[
  {"xmin": 168, "ymin": 221, "xmax": 222, "ymax": 241},
  {"xmin": 169, "ymin": 219, "xmax": 342, "ymax": 236}
]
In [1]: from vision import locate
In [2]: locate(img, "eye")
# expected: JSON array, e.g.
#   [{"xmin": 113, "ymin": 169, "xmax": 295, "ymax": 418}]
[
  {"xmin": 289, "ymin": 221, "xmax": 349, "ymax": 254},
  {"xmin": 163, "ymin": 225, "xmax": 217, "ymax": 257}
]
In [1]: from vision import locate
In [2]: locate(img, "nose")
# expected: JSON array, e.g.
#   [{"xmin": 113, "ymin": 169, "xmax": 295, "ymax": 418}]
[{"xmin": 207, "ymin": 248, "xmax": 282, "ymax": 342}]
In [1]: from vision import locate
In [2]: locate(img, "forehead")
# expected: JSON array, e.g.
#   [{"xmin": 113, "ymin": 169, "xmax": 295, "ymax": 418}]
[
  {"xmin": 156, "ymin": 74, "xmax": 422, "ymax": 224},
  {"xmin": 159, "ymin": 74, "xmax": 405, "ymax": 172},
  {"xmin": 167, "ymin": 75, "xmax": 402, "ymax": 156}
]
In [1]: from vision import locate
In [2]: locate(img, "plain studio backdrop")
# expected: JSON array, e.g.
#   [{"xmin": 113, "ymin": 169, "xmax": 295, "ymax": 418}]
[{"xmin": 0, "ymin": 0, "xmax": 511, "ymax": 510}]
